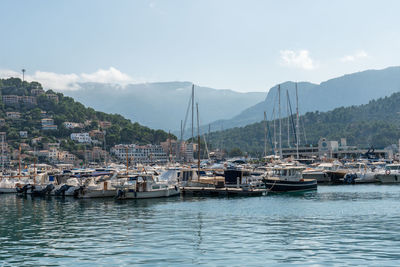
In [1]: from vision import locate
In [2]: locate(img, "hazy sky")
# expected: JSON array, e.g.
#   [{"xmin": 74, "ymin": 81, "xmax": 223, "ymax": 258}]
[{"xmin": 1, "ymin": 0, "xmax": 399, "ymax": 92}]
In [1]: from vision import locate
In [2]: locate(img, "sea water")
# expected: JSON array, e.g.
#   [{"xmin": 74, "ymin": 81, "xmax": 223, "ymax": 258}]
[{"xmin": 1, "ymin": 185, "xmax": 400, "ymax": 266}]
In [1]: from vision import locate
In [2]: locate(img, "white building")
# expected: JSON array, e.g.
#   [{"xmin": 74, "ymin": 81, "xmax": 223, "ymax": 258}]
[
  {"xmin": 111, "ymin": 144, "xmax": 168, "ymax": 164},
  {"xmin": 19, "ymin": 131, "xmax": 28, "ymax": 138},
  {"xmin": 63, "ymin": 122, "xmax": 83, "ymax": 129},
  {"xmin": 70, "ymin": 133, "xmax": 92, "ymax": 143}
]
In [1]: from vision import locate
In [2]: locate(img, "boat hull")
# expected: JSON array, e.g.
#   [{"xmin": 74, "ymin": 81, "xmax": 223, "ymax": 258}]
[
  {"xmin": 76, "ymin": 189, "xmax": 117, "ymax": 198},
  {"xmin": 302, "ymin": 172, "xmax": 330, "ymax": 183},
  {"xmin": 375, "ymin": 174, "xmax": 400, "ymax": 184},
  {"xmin": 117, "ymin": 187, "xmax": 180, "ymax": 199},
  {"xmin": 0, "ymin": 187, "xmax": 17, "ymax": 193},
  {"xmin": 263, "ymin": 179, "xmax": 317, "ymax": 192}
]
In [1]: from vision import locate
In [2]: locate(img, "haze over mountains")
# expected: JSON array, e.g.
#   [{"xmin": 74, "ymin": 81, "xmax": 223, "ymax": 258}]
[
  {"xmin": 62, "ymin": 82, "xmax": 265, "ymax": 132},
  {"xmin": 61, "ymin": 67, "xmax": 400, "ymax": 136},
  {"xmin": 207, "ymin": 66, "xmax": 400, "ymax": 132}
]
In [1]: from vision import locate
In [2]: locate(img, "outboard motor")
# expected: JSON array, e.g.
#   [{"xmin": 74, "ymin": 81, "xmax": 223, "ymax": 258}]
[
  {"xmin": 344, "ymin": 173, "xmax": 356, "ymax": 184},
  {"xmin": 32, "ymin": 184, "xmax": 55, "ymax": 197},
  {"xmin": 16, "ymin": 184, "xmax": 32, "ymax": 194},
  {"xmin": 55, "ymin": 184, "xmax": 72, "ymax": 196},
  {"xmin": 73, "ymin": 186, "xmax": 85, "ymax": 198},
  {"xmin": 116, "ymin": 189, "xmax": 125, "ymax": 199}
]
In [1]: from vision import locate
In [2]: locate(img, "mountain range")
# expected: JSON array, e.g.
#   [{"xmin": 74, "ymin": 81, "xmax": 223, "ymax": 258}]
[
  {"xmin": 62, "ymin": 82, "xmax": 265, "ymax": 132},
  {"xmin": 206, "ymin": 66, "xmax": 400, "ymax": 132},
  {"xmin": 207, "ymin": 90, "xmax": 400, "ymax": 155},
  {"xmin": 60, "ymin": 67, "xmax": 400, "ymax": 136}
]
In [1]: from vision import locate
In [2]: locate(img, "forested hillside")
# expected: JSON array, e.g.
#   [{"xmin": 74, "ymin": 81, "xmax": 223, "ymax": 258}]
[
  {"xmin": 207, "ymin": 92, "xmax": 400, "ymax": 156},
  {"xmin": 0, "ymin": 78, "xmax": 172, "ymax": 150}
]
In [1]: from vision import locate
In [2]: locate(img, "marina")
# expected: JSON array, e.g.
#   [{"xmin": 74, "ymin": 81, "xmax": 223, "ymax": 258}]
[{"xmin": 2, "ymin": 1, "xmax": 400, "ymax": 265}]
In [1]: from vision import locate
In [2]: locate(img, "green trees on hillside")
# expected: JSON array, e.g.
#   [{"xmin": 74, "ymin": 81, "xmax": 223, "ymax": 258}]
[
  {"xmin": 208, "ymin": 92, "xmax": 400, "ymax": 155},
  {"xmin": 0, "ymin": 78, "xmax": 174, "ymax": 148}
]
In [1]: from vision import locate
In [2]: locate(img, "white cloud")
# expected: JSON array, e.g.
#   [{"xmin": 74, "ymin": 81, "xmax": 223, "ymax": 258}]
[
  {"xmin": 0, "ymin": 67, "xmax": 134, "ymax": 91},
  {"xmin": 81, "ymin": 67, "xmax": 132, "ymax": 84},
  {"xmin": 340, "ymin": 50, "xmax": 368, "ymax": 62},
  {"xmin": 280, "ymin": 50, "xmax": 317, "ymax": 70},
  {"xmin": 33, "ymin": 71, "xmax": 80, "ymax": 90}
]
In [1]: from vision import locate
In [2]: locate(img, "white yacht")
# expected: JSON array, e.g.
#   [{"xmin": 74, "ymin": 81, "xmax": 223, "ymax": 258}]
[{"xmin": 375, "ymin": 164, "xmax": 400, "ymax": 184}]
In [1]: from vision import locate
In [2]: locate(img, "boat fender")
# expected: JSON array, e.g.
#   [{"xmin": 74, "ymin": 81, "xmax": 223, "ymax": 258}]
[
  {"xmin": 174, "ymin": 185, "xmax": 178, "ymax": 191},
  {"xmin": 386, "ymin": 170, "xmax": 391, "ymax": 175}
]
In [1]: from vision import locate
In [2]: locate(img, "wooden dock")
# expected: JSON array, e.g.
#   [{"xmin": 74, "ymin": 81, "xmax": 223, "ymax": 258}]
[{"xmin": 180, "ymin": 186, "xmax": 267, "ymax": 197}]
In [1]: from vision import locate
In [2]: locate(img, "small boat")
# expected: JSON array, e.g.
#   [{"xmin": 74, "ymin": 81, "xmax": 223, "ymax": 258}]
[
  {"xmin": 302, "ymin": 162, "xmax": 346, "ymax": 184},
  {"xmin": 114, "ymin": 174, "xmax": 180, "ymax": 199},
  {"xmin": 180, "ymin": 168, "xmax": 267, "ymax": 197},
  {"xmin": 375, "ymin": 164, "xmax": 400, "ymax": 184},
  {"xmin": 263, "ymin": 166, "xmax": 317, "ymax": 192},
  {"xmin": 73, "ymin": 177, "xmax": 117, "ymax": 198}
]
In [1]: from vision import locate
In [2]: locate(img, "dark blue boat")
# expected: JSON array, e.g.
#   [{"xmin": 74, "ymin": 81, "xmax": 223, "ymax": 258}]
[{"xmin": 263, "ymin": 166, "xmax": 317, "ymax": 192}]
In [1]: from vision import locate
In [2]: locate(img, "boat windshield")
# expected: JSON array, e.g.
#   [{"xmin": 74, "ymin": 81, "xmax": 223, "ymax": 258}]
[
  {"xmin": 386, "ymin": 165, "xmax": 400, "ymax": 171},
  {"xmin": 159, "ymin": 170, "xmax": 177, "ymax": 181}
]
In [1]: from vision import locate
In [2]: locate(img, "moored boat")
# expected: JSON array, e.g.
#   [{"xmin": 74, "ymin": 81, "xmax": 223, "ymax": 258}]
[
  {"xmin": 263, "ymin": 166, "xmax": 317, "ymax": 192},
  {"xmin": 114, "ymin": 174, "xmax": 179, "ymax": 199}
]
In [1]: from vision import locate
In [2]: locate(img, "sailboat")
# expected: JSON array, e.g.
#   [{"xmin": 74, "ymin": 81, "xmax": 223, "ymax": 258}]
[{"xmin": 263, "ymin": 84, "xmax": 317, "ymax": 192}]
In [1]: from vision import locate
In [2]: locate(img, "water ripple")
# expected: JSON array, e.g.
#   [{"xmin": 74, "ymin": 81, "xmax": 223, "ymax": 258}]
[{"xmin": 1, "ymin": 185, "xmax": 400, "ymax": 266}]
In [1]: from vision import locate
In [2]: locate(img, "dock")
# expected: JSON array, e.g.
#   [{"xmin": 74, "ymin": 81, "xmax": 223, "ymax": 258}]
[{"xmin": 180, "ymin": 186, "xmax": 267, "ymax": 197}]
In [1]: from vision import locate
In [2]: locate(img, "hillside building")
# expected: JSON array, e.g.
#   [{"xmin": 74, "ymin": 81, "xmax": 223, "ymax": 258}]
[
  {"xmin": 111, "ymin": 144, "xmax": 168, "ymax": 164},
  {"xmin": 63, "ymin": 122, "xmax": 84, "ymax": 129},
  {"xmin": 19, "ymin": 131, "xmax": 28, "ymax": 138},
  {"xmin": 99, "ymin": 121, "xmax": 112, "ymax": 129},
  {"xmin": 6, "ymin": 112, "xmax": 21, "ymax": 119},
  {"xmin": 70, "ymin": 133, "xmax": 92, "ymax": 143},
  {"xmin": 41, "ymin": 118, "xmax": 58, "ymax": 130}
]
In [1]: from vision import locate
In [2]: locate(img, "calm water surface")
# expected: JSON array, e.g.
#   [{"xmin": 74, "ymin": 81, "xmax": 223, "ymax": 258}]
[{"xmin": 1, "ymin": 185, "xmax": 400, "ymax": 266}]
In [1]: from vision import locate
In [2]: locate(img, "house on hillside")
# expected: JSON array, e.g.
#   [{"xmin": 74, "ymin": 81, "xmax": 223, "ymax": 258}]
[
  {"xmin": 41, "ymin": 118, "xmax": 58, "ymax": 130},
  {"xmin": 6, "ymin": 112, "xmax": 21, "ymax": 119},
  {"xmin": 19, "ymin": 131, "xmax": 28, "ymax": 138},
  {"xmin": 63, "ymin": 122, "xmax": 84, "ymax": 129},
  {"xmin": 70, "ymin": 133, "xmax": 92, "ymax": 143},
  {"xmin": 99, "ymin": 121, "xmax": 112, "ymax": 129},
  {"xmin": 2, "ymin": 95, "xmax": 19, "ymax": 105},
  {"xmin": 31, "ymin": 88, "xmax": 45, "ymax": 96},
  {"xmin": 46, "ymin": 93, "xmax": 59, "ymax": 103}
]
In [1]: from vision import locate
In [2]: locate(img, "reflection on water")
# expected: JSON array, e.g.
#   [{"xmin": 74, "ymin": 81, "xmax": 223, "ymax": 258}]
[{"xmin": 1, "ymin": 185, "xmax": 400, "ymax": 266}]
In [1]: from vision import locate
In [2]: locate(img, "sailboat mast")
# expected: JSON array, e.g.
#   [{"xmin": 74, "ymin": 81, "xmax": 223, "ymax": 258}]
[
  {"xmin": 278, "ymin": 85, "xmax": 282, "ymax": 158},
  {"xmin": 196, "ymin": 103, "xmax": 200, "ymax": 175},
  {"xmin": 264, "ymin": 111, "xmax": 267, "ymax": 157},
  {"xmin": 286, "ymin": 90, "xmax": 290, "ymax": 148},
  {"xmin": 191, "ymin": 84, "xmax": 194, "ymax": 146},
  {"xmin": 273, "ymin": 104, "xmax": 277, "ymax": 155},
  {"xmin": 296, "ymin": 83, "xmax": 300, "ymax": 159}
]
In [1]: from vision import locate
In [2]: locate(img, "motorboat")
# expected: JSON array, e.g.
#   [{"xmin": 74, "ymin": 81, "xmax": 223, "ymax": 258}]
[
  {"xmin": 375, "ymin": 164, "xmax": 400, "ymax": 184},
  {"xmin": 114, "ymin": 173, "xmax": 180, "ymax": 199},
  {"xmin": 263, "ymin": 166, "xmax": 317, "ymax": 192}
]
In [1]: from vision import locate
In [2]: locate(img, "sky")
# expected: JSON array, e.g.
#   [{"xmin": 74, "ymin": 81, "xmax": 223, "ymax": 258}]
[{"xmin": 0, "ymin": 0, "xmax": 400, "ymax": 92}]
